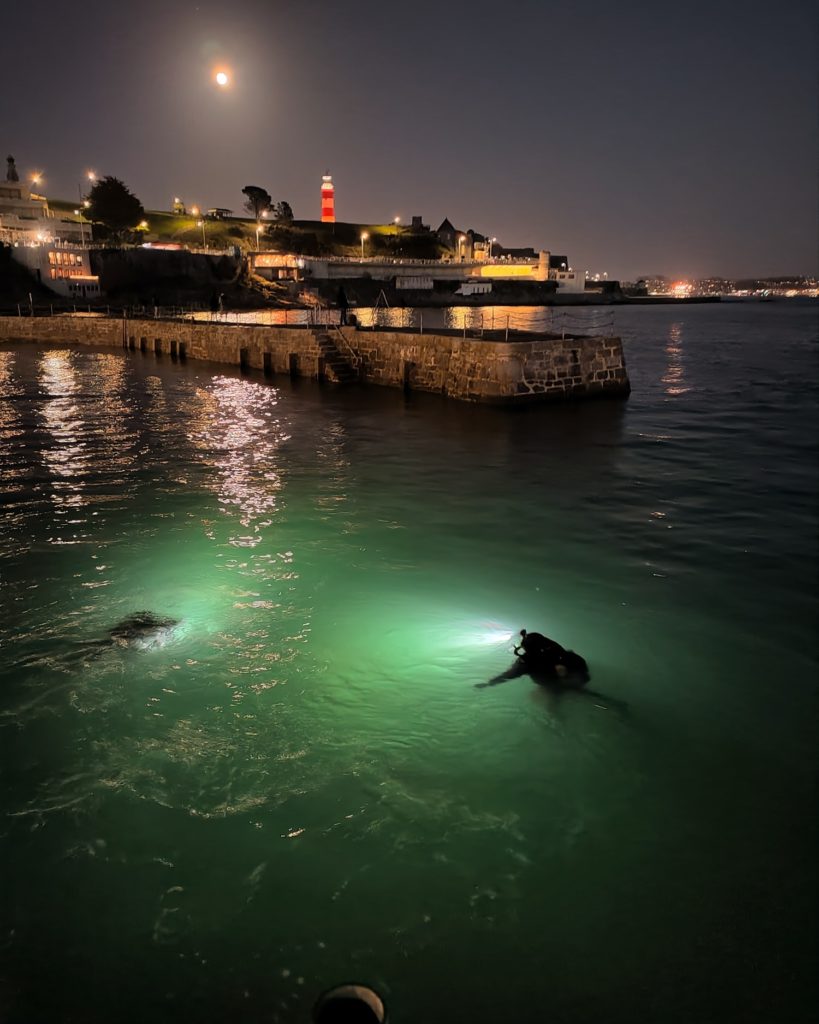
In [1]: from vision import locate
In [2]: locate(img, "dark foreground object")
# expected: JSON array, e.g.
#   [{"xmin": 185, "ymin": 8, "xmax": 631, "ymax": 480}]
[{"xmin": 313, "ymin": 984, "xmax": 387, "ymax": 1023}]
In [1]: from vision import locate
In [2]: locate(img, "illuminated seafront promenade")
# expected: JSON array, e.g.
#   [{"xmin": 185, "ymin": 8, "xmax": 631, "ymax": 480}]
[{"xmin": 0, "ymin": 313, "xmax": 631, "ymax": 404}]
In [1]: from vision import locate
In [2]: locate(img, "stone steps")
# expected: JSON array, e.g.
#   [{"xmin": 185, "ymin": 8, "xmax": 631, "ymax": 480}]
[{"xmin": 313, "ymin": 330, "xmax": 359, "ymax": 384}]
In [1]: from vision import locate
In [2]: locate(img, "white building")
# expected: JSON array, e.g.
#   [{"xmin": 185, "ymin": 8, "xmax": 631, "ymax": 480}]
[
  {"xmin": 12, "ymin": 243, "xmax": 101, "ymax": 299},
  {"xmin": 251, "ymin": 248, "xmax": 586, "ymax": 292},
  {"xmin": 0, "ymin": 156, "xmax": 87, "ymax": 245}
]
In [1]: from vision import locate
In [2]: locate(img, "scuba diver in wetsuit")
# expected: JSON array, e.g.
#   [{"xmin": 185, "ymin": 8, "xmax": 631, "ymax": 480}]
[
  {"xmin": 514, "ymin": 629, "xmax": 589, "ymax": 682},
  {"xmin": 478, "ymin": 630, "xmax": 631, "ymax": 713}
]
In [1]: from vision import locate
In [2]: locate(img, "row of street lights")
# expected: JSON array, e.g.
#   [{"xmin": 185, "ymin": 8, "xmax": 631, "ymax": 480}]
[{"xmin": 27, "ymin": 174, "xmax": 489, "ymax": 260}]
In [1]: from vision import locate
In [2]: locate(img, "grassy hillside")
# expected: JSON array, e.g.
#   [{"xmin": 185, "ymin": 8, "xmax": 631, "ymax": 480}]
[{"xmin": 47, "ymin": 199, "xmax": 444, "ymax": 258}]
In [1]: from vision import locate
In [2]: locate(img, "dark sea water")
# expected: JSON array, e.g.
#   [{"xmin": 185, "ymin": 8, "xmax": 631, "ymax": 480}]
[{"xmin": 1, "ymin": 302, "xmax": 817, "ymax": 1023}]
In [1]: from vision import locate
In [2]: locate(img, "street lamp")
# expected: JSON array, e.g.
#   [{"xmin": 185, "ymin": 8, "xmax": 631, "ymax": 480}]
[
  {"xmin": 393, "ymin": 216, "xmax": 400, "ymax": 226},
  {"xmin": 197, "ymin": 219, "xmax": 207, "ymax": 248},
  {"xmin": 74, "ymin": 208, "xmax": 86, "ymax": 246},
  {"xmin": 255, "ymin": 222, "xmax": 263, "ymax": 249},
  {"xmin": 458, "ymin": 234, "xmax": 466, "ymax": 260},
  {"xmin": 360, "ymin": 231, "xmax": 369, "ymax": 258},
  {"xmin": 489, "ymin": 236, "xmax": 497, "ymax": 259}
]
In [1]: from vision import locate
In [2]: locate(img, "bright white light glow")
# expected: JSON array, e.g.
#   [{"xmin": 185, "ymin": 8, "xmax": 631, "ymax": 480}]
[
  {"xmin": 450, "ymin": 621, "xmax": 516, "ymax": 648},
  {"xmin": 215, "ymin": 71, "xmax": 229, "ymax": 87},
  {"xmin": 477, "ymin": 627, "xmax": 515, "ymax": 646}
]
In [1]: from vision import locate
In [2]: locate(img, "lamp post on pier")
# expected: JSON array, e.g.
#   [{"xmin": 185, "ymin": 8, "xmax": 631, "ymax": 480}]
[{"xmin": 360, "ymin": 231, "xmax": 369, "ymax": 259}]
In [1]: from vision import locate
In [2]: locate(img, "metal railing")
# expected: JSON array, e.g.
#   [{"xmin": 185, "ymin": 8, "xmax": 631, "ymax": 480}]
[
  {"xmin": 1, "ymin": 302, "xmax": 617, "ymax": 341},
  {"xmin": 330, "ymin": 324, "xmax": 363, "ymax": 371}
]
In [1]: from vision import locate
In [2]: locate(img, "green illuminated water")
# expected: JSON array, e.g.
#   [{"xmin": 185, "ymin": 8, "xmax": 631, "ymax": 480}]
[{"xmin": 1, "ymin": 303, "xmax": 817, "ymax": 1023}]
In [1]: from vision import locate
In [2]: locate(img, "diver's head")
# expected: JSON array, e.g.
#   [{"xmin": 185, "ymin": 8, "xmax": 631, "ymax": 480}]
[{"xmin": 520, "ymin": 629, "xmax": 527, "ymax": 638}]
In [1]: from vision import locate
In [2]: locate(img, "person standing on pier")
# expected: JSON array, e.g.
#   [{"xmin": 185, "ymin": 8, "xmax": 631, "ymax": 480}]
[{"xmin": 336, "ymin": 286, "xmax": 349, "ymax": 326}]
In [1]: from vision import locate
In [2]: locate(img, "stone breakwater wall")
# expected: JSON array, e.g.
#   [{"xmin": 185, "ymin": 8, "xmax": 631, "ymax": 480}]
[{"xmin": 0, "ymin": 316, "xmax": 630, "ymax": 404}]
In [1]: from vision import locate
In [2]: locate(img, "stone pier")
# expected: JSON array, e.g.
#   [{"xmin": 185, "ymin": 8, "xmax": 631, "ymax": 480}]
[{"xmin": 0, "ymin": 316, "xmax": 630, "ymax": 404}]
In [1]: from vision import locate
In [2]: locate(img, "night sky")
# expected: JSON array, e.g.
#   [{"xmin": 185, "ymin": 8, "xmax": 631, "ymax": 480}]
[{"xmin": 1, "ymin": 0, "xmax": 816, "ymax": 280}]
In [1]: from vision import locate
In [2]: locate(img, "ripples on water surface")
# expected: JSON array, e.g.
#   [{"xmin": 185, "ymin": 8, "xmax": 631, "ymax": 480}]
[{"xmin": 1, "ymin": 303, "xmax": 817, "ymax": 1023}]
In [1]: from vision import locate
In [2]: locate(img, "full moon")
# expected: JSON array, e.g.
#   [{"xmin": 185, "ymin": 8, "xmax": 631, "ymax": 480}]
[{"xmin": 215, "ymin": 71, "xmax": 229, "ymax": 87}]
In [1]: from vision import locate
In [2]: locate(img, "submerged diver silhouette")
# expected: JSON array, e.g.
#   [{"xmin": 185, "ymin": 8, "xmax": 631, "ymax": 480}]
[
  {"xmin": 514, "ymin": 628, "xmax": 589, "ymax": 682},
  {"xmin": 477, "ymin": 628, "xmax": 628, "ymax": 713}
]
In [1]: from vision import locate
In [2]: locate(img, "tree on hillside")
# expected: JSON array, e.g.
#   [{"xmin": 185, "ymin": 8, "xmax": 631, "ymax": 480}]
[
  {"xmin": 272, "ymin": 201, "xmax": 293, "ymax": 224},
  {"xmin": 84, "ymin": 176, "xmax": 145, "ymax": 241},
  {"xmin": 242, "ymin": 185, "xmax": 272, "ymax": 219}
]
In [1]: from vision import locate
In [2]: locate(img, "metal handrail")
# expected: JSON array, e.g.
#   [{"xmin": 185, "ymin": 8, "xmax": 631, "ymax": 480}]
[{"xmin": 330, "ymin": 324, "xmax": 362, "ymax": 370}]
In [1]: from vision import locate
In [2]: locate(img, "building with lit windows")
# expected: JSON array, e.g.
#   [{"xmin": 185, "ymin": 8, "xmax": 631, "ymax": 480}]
[
  {"xmin": 12, "ymin": 244, "xmax": 101, "ymax": 299},
  {"xmin": 0, "ymin": 156, "xmax": 87, "ymax": 245}
]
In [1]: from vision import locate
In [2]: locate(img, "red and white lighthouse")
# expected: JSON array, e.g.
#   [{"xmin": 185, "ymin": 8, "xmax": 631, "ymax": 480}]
[{"xmin": 320, "ymin": 172, "xmax": 335, "ymax": 223}]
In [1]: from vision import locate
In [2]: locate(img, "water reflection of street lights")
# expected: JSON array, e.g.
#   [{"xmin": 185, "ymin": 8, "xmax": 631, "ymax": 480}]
[{"xmin": 360, "ymin": 231, "xmax": 368, "ymax": 258}]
